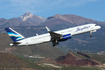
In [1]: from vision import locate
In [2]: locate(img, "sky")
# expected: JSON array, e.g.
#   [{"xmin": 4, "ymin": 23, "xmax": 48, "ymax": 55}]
[{"xmin": 0, "ymin": 0, "xmax": 105, "ymax": 22}]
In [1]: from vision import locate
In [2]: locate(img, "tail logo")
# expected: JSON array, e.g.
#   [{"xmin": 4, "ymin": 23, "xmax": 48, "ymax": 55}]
[
  {"xmin": 8, "ymin": 32, "xmax": 24, "ymax": 40},
  {"xmin": 5, "ymin": 27, "xmax": 25, "ymax": 42}
]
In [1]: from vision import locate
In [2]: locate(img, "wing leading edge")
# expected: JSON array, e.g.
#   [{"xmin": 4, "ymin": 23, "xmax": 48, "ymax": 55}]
[{"xmin": 45, "ymin": 26, "xmax": 63, "ymax": 46}]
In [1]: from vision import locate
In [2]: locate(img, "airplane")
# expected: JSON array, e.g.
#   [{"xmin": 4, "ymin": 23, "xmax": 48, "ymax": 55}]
[{"xmin": 5, "ymin": 23, "xmax": 101, "ymax": 46}]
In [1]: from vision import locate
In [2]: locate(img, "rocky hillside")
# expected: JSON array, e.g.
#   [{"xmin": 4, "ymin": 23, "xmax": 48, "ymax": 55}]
[
  {"xmin": 35, "ymin": 52, "xmax": 101, "ymax": 66},
  {"xmin": 0, "ymin": 12, "xmax": 104, "ymax": 28},
  {"xmin": 0, "ymin": 12, "xmax": 46, "ymax": 27},
  {"xmin": 0, "ymin": 53, "xmax": 39, "ymax": 68},
  {"xmin": 0, "ymin": 33, "xmax": 66, "ymax": 58},
  {"xmin": 42, "ymin": 14, "xmax": 102, "ymax": 27},
  {"xmin": 0, "ymin": 52, "xmax": 102, "ymax": 70},
  {"xmin": 55, "ymin": 52, "xmax": 100, "ymax": 66}
]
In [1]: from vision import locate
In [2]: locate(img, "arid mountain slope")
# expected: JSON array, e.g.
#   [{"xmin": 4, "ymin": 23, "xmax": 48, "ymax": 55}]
[
  {"xmin": 0, "ymin": 33, "xmax": 65, "ymax": 58},
  {"xmin": 55, "ymin": 52, "xmax": 101, "ymax": 66}
]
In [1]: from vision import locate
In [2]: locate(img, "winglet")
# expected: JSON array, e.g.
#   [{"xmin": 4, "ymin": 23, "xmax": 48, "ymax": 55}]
[
  {"xmin": 36, "ymin": 33, "xmax": 38, "ymax": 36},
  {"xmin": 45, "ymin": 26, "xmax": 50, "ymax": 32}
]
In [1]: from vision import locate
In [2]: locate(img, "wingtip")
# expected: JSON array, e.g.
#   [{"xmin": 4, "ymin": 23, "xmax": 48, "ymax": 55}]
[{"xmin": 45, "ymin": 26, "xmax": 50, "ymax": 32}]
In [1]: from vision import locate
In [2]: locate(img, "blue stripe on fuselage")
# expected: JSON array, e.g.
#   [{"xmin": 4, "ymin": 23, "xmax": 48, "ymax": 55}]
[{"xmin": 63, "ymin": 34, "xmax": 71, "ymax": 39}]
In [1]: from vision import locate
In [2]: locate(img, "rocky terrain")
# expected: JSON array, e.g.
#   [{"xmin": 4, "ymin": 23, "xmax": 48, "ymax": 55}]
[
  {"xmin": 0, "ymin": 12, "xmax": 105, "ymax": 29},
  {"xmin": 0, "ymin": 33, "xmax": 66, "ymax": 59},
  {"xmin": 35, "ymin": 52, "xmax": 101, "ymax": 66},
  {"xmin": 77, "ymin": 51, "xmax": 91, "ymax": 58},
  {"xmin": 55, "ymin": 52, "xmax": 100, "ymax": 66},
  {"xmin": 0, "ymin": 53, "xmax": 39, "ymax": 69},
  {"xmin": 0, "ymin": 12, "xmax": 46, "ymax": 27}
]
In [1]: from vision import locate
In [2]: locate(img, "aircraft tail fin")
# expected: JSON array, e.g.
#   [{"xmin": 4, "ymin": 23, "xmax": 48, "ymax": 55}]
[{"xmin": 5, "ymin": 27, "xmax": 25, "ymax": 42}]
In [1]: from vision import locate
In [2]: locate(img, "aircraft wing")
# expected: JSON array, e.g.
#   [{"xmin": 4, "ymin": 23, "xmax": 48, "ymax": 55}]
[
  {"xmin": 48, "ymin": 31, "xmax": 62, "ymax": 38},
  {"xmin": 45, "ymin": 26, "xmax": 62, "ymax": 46}
]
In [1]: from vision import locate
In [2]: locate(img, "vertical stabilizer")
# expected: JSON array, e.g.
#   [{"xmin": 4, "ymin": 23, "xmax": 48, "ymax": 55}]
[{"xmin": 5, "ymin": 27, "xmax": 25, "ymax": 42}]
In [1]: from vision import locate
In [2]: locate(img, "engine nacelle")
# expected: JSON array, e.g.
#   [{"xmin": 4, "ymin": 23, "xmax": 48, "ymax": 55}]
[{"xmin": 62, "ymin": 34, "xmax": 71, "ymax": 40}]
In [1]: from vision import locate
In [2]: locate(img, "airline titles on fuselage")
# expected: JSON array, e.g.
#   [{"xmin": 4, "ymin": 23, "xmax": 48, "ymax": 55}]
[{"xmin": 76, "ymin": 26, "xmax": 90, "ymax": 32}]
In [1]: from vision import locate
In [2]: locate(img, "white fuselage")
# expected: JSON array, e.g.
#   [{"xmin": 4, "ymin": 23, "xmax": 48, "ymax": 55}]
[{"xmin": 17, "ymin": 24, "xmax": 101, "ymax": 46}]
